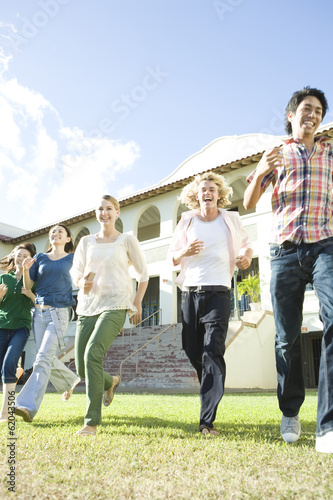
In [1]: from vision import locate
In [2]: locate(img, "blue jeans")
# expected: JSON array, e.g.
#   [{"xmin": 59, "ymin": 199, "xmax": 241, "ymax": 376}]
[
  {"xmin": 16, "ymin": 307, "xmax": 78, "ymax": 419},
  {"xmin": 0, "ymin": 327, "xmax": 30, "ymax": 383},
  {"xmin": 270, "ymin": 237, "xmax": 333, "ymax": 437},
  {"xmin": 181, "ymin": 290, "xmax": 231, "ymax": 428}
]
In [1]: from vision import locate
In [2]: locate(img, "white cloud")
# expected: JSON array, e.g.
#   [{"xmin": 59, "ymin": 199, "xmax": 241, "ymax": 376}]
[
  {"xmin": 6, "ymin": 168, "xmax": 39, "ymax": 208},
  {"xmin": 117, "ymin": 183, "xmax": 136, "ymax": 198},
  {"xmin": 0, "ymin": 77, "xmax": 52, "ymax": 121},
  {"xmin": 41, "ymin": 138, "xmax": 140, "ymax": 225},
  {"xmin": 0, "ymin": 95, "xmax": 25, "ymax": 159},
  {"xmin": 0, "ymin": 63, "xmax": 141, "ymax": 231},
  {"xmin": 32, "ymin": 127, "xmax": 59, "ymax": 174},
  {"xmin": 0, "ymin": 46, "xmax": 12, "ymax": 73}
]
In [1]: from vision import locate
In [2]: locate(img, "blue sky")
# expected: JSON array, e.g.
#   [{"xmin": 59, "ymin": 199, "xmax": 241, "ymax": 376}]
[{"xmin": 1, "ymin": 0, "xmax": 333, "ymax": 230}]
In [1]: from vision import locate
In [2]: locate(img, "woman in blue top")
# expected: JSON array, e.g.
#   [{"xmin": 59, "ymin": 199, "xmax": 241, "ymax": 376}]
[
  {"xmin": 0, "ymin": 243, "xmax": 36, "ymax": 423},
  {"xmin": 14, "ymin": 224, "xmax": 80, "ymax": 423}
]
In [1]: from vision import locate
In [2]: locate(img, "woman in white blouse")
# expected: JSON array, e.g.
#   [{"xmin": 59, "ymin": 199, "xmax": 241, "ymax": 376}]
[{"xmin": 71, "ymin": 195, "xmax": 149, "ymax": 435}]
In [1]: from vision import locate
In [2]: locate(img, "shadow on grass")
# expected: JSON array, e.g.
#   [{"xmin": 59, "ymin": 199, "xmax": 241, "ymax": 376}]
[
  {"xmin": 20, "ymin": 412, "xmax": 316, "ymax": 449},
  {"xmin": 6, "ymin": 416, "xmax": 317, "ymax": 450},
  {"xmin": 9, "ymin": 390, "xmax": 317, "ymax": 449},
  {"xmin": 100, "ymin": 414, "xmax": 316, "ymax": 444}
]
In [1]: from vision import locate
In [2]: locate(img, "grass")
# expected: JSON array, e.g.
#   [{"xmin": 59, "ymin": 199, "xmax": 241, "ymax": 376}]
[{"xmin": 0, "ymin": 391, "xmax": 332, "ymax": 499}]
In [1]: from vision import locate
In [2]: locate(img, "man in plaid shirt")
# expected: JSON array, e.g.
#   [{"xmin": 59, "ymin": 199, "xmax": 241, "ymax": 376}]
[{"xmin": 244, "ymin": 87, "xmax": 333, "ymax": 453}]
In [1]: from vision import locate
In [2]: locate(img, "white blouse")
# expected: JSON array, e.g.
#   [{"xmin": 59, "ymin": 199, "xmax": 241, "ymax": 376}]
[{"xmin": 71, "ymin": 234, "xmax": 149, "ymax": 317}]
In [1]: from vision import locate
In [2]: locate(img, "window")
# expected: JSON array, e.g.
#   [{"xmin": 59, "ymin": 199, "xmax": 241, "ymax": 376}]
[
  {"xmin": 231, "ymin": 257, "xmax": 260, "ymax": 314},
  {"xmin": 137, "ymin": 207, "xmax": 160, "ymax": 242},
  {"xmin": 142, "ymin": 276, "xmax": 160, "ymax": 325},
  {"xmin": 74, "ymin": 227, "xmax": 90, "ymax": 249}
]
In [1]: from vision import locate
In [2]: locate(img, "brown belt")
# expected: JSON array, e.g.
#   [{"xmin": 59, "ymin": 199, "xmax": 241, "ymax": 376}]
[{"xmin": 35, "ymin": 304, "xmax": 52, "ymax": 310}]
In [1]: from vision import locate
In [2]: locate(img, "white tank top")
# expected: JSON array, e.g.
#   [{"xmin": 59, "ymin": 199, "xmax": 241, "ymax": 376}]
[{"xmin": 183, "ymin": 214, "xmax": 231, "ymax": 287}]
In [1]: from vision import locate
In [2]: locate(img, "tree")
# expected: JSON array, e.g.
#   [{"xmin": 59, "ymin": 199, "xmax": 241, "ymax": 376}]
[{"xmin": 237, "ymin": 273, "xmax": 261, "ymax": 304}]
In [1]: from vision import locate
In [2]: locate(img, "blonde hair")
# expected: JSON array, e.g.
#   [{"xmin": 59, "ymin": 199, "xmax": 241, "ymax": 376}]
[
  {"xmin": 180, "ymin": 171, "xmax": 233, "ymax": 209},
  {"xmin": 101, "ymin": 194, "xmax": 120, "ymax": 211}
]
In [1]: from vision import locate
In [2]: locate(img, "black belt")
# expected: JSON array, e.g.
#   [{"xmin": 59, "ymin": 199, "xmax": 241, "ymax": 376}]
[
  {"xmin": 182, "ymin": 285, "xmax": 230, "ymax": 292},
  {"xmin": 280, "ymin": 240, "xmax": 297, "ymax": 249}
]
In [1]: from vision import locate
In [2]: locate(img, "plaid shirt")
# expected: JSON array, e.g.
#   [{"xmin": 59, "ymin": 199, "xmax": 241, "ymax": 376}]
[{"xmin": 247, "ymin": 136, "xmax": 333, "ymax": 244}]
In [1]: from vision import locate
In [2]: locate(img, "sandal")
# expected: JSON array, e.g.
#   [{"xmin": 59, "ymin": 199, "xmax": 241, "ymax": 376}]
[
  {"xmin": 16, "ymin": 367, "xmax": 24, "ymax": 382},
  {"xmin": 62, "ymin": 377, "xmax": 81, "ymax": 402},
  {"xmin": 103, "ymin": 374, "xmax": 121, "ymax": 407},
  {"xmin": 75, "ymin": 430, "xmax": 96, "ymax": 436},
  {"xmin": 199, "ymin": 425, "xmax": 219, "ymax": 437}
]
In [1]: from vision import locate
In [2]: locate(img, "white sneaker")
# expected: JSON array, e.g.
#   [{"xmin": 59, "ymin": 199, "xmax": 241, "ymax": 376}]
[
  {"xmin": 316, "ymin": 432, "xmax": 333, "ymax": 453},
  {"xmin": 281, "ymin": 415, "xmax": 301, "ymax": 443}
]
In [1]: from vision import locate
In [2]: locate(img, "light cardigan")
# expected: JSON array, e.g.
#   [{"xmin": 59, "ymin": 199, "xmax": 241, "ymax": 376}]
[
  {"xmin": 71, "ymin": 233, "xmax": 149, "ymax": 317},
  {"xmin": 168, "ymin": 209, "xmax": 252, "ymax": 289}
]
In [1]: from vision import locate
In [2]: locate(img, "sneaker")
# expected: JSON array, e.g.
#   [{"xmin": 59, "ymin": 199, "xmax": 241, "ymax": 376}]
[
  {"xmin": 280, "ymin": 415, "xmax": 301, "ymax": 443},
  {"xmin": 316, "ymin": 432, "xmax": 333, "ymax": 453}
]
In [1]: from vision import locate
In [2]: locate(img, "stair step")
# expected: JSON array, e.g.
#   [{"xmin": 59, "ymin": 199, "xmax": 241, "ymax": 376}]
[{"xmin": 64, "ymin": 323, "xmax": 201, "ymax": 389}]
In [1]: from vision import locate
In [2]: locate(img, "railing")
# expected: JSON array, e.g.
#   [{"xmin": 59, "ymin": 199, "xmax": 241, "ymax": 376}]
[
  {"xmin": 121, "ymin": 308, "xmax": 162, "ymax": 346},
  {"xmin": 119, "ymin": 322, "xmax": 177, "ymax": 380},
  {"xmin": 230, "ymin": 270, "xmax": 254, "ymax": 320},
  {"xmin": 231, "ymin": 269, "xmax": 241, "ymax": 321}
]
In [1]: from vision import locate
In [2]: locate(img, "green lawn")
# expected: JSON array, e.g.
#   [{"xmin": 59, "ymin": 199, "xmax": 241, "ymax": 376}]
[{"xmin": 0, "ymin": 391, "xmax": 332, "ymax": 499}]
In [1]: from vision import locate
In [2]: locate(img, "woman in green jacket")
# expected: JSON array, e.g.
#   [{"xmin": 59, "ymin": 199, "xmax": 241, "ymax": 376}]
[{"xmin": 0, "ymin": 243, "xmax": 36, "ymax": 423}]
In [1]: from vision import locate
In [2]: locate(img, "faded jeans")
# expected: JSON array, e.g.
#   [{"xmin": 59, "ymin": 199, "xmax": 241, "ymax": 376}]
[
  {"xmin": 270, "ymin": 237, "xmax": 333, "ymax": 437},
  {"xmin": 16, "ymin": 307, "xmax": 78, "ymax": 419}
]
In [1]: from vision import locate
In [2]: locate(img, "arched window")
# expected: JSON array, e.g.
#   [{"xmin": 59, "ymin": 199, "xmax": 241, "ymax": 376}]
[
  {"xmin": 115, "ymin": 218, "xmax": 123, "ymax": 233},
  {"xmin": 74, "ymin": 227, "xmax": 90, "ymax": 249},
  {"xmin": 228, "ymin": 178, "xmax": 255, "ymax": 215},
  {"xmin": 137, "ymin": 207, "xmax": 160, "ymax": 242},
  {"xmin": 177, "ymin": 203, "xmax": 189, "ymax": 223}
]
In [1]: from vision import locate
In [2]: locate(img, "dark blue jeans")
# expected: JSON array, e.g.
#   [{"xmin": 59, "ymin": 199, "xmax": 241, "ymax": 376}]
[
  {"xmin": 181, "ymin": 290, "xmax": 231, "ymax": 428},
  {"xmin": 270, "ymin": 237, "xmax": 333, "ymax": 437},
  {"xmin": 0, "ymin": 327, "xmax": 30, "ymax": 383}
]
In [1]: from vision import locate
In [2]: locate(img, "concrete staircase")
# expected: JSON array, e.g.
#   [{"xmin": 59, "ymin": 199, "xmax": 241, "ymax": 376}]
[
  {"xmin": 62, "ymin": 310, "xmax": 276, "ymax": 391},
  {"xmin": 64, "ymin": 323, "xmax": 199, "ymax": 390},
  {"xmin": 106, "ymin": 324, "xmax": 199, "ymax": 389}
]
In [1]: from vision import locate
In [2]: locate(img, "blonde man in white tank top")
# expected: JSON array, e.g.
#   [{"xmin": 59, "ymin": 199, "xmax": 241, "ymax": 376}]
[{"xmin": 168, "ymin": 172, "xmax": 253, "ymax": 435}]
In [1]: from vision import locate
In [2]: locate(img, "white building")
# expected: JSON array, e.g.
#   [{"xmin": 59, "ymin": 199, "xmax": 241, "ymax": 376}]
[{"xmin": 2, "ymin": 123, "xmax": 332, "ymax": 389}]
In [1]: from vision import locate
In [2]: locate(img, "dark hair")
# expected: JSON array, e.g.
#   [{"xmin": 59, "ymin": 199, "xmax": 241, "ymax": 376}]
[
  {"xmin": 46, "ymin": 224, "xmax": 74, "ymax": 254},
  {"xmin": 285, "ymin": 86, "xmax": 328, "ymax": 135},
  {"xmin": 0, "ymin": 242, "xmax": 37, "ymax": 273}
]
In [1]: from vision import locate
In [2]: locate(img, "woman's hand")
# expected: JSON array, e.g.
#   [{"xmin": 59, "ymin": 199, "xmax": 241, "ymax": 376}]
[
  {"xmin": 22, "ymin": 256, "xmax": 36, "ymax": 270},
  {"xmin": 130, "ymin": 302, "xmax": 142, "ymax": 326},
  {"xmin": 21, "ymin": 287, "xmax": 35, "ymax": 303},
  {"xmin": 0, "ymin": 283, "xmax": 8, "ymax": 300},
  {"xmin": 130, "ymin": 281, "xmax": 148, "ymax": 325},
  {"xmin": 21, "ymin": 286, "xmax": 30, "ymax": 297},
  {"xmin": 78, "ymin": 274, "xmax": 94, "ymax": 294}
]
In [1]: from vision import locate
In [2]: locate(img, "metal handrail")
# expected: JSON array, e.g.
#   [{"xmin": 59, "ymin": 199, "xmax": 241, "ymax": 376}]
[
  {"xmin": 121, "ymin": 308, "xmax": 162, "ymax": 346},
  {"xmin": 119, "ymin": 323, "xmax": 176, "ymax": 380},
  {"xmin": 231, "ymin": 269, "xmax": 241, "ymax": 321}
]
